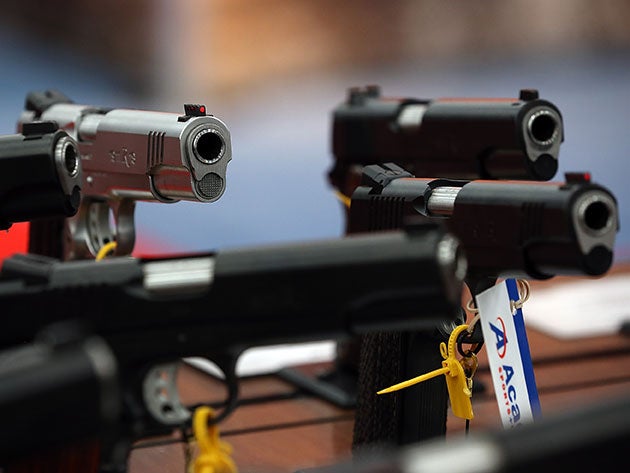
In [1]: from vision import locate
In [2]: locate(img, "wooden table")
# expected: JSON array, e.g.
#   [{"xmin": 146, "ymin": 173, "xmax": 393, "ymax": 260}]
[{"xmin": 128, "ymin": 265, "xmax": 630, "ymax": 473}]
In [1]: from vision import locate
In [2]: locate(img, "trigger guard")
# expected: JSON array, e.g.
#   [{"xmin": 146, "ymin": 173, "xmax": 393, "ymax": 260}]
[
  {"xmin": 110, "ymin": 199, "xmax": 137, "ymax": 256},
  {"xmin": 64, "ymin": 198, "xmax": 137, "ymax": 259},
  {"xmin": 64, "ymin": 199, "xmax": 115, "ymax": 260},
  {"xmin": 457, "ymin": 324, "xmax": 485, "ymax": 357},
  {"xmin": 207, "ymin": 356, "xmax": 240, "ymax": 424}
]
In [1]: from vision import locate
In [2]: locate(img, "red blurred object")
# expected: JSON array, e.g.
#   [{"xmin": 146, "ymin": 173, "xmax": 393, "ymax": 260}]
[
  {"xmin": 0, "ymin": 223, "xmax": 29, "ymax": 262},
  {"xmin": 0, "ymin": 222, "xmax": 173, "ymax": 264}
]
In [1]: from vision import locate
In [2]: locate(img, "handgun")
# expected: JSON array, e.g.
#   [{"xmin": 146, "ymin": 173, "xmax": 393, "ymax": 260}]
[
  {"xmin": 350, "ymin": 163, "xmax": 618, "ymax": 288},
  {"xmin": 0, "ymin": 224, "xmax": 465, "ymax": 470},
  {"xmin": 349, "ymin": 162, "xmax": 619, "ymax": 450},
  {"xmin": 329, "ymin": 85, "xmax": 564, "ymax": 203},
  {"xmin": 0, "ymin": 121, "xmax": 81, "ymax": 230},
  {"xmin": 17, "ymin": 89, "xmax": 232, "ymax": 258}
]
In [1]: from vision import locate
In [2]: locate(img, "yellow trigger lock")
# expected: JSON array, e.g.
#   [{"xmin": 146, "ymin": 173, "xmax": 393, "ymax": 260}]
[{"xmin": 376, "ymin": 324, "xmax": 475, "ymax": 420}]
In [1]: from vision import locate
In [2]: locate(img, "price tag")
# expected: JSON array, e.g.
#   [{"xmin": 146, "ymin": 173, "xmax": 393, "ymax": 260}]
[{"xmin": 476, "ymin": 279, "xmax": 541, "ymax": 428}]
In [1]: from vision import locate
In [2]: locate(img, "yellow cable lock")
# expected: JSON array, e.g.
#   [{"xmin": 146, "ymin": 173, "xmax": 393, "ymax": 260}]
[
  {"xmin": 188, "ymin": 406, "xmax": 238, "ymax": 473},
  {"xmin": 377, "ymin": 324, "xmax": 476, "ymax": 420},
  {"xmin": 95, "ymin": 241, "xmax": 117, "ymax": 261}
]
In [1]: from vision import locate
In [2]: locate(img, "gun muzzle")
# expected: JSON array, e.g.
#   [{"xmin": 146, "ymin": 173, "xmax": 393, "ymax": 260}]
[
  {"xmin": 0, "ymin": 121, "xmax": 81, "ymax": 230},
  {"xmin": 349, "ymin": 164, "xmax": 619, "ymax": 279},
  {"xmin": 330, "ymin": 86, "xmax": 563, "ymax": 193},
  {"xmin": 18, "ymin": 90, "xmax": 231, "ymax": 203}
]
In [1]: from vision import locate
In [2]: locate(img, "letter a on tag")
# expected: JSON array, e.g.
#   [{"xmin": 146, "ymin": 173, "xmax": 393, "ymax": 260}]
[{"xmin": 476, "ymin": 279, "xmax": 541, "ymax": 428}]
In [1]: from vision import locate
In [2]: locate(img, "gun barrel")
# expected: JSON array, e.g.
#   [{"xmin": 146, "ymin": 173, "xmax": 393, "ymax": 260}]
[
  {"xmin": 0, "ymin": 225, "xmax": 465, "ymax": 355},
  {"xmin": 330, "ymin": 86, "xmax": 563, "ymax": 194},
  {"xmin": 426, "ymin": 186, "xmax": 461, "ymax": 215},
  {"xmin": 0, "ymin": 122, "xmax": 81, "ymax": 230},
  {"xmin": 349, "ymin": 164, "xmax": 619, "ymax": 279},
  {"xmin": 18, "ymin": 90, "xmax": 232, "ymax": 203}
]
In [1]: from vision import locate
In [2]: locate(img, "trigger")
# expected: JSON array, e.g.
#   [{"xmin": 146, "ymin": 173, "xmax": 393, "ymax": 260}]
[{"xmin": 142, "ymin": 361, "xmax": 191, "ymax": 426}]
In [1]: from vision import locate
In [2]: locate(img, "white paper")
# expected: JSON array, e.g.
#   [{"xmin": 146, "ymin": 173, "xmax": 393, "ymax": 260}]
[
  {"xmin": 184, "ymin": 274, "xmax": 630, "ymax": 377},
  {"xmin": 521, "ymin": 273, "xmax": 630, "ymax": 339},
  {"xmin": 185, "ymin": 340, "xmax": 336, "ymax": 378}
]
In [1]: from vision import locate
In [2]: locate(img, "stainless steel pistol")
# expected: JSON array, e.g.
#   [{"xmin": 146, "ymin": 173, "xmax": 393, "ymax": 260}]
[{"xmin": 18, "ymin": 90, "xmax": 232, "ymax": 259}]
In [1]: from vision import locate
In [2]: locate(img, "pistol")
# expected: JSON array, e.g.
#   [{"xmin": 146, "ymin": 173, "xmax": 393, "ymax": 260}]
[
  {"xmin": 0, "ymin": 224, "xmax": 465, "ymax": 470},
  {"xmin": 0, "ymin": 121, "xmax": 81, "ymax": 230},
  {"xmin": 329, "ymin": 86, "xmax": 563, "ymax": 202},
  {"xmin": 350, "ymin": 163, "xmax": 618, "ymax": 287},
  {"xmin": 17, "ymin": 89, "xmax": 232, "ymax": 258},
  {"xmin": 349, "ymin": 162, "xmax": 619, "ymax": 450}
]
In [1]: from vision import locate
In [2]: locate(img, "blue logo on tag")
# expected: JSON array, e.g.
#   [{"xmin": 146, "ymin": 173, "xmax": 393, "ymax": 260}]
[{"xmin": 489, "ymin": 317, "xmax": 507, "ymax": 359}]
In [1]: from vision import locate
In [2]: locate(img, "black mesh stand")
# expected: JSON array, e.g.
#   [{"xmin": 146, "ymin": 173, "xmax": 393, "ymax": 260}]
[{"xmin": 352, "ymin": 329, "xmax": 449, "ymax": 453}]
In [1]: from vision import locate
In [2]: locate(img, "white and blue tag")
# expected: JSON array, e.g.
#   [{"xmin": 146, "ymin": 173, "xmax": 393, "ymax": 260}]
[{"xmin": 476, "ymin": 279, "xmax": 541, "ymax": 428}]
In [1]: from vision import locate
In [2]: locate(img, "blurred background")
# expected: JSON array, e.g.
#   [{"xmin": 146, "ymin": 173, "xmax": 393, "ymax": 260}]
[{"xmin": 1, "ymin": 0, "xmax": 629, "ymax": 261}]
